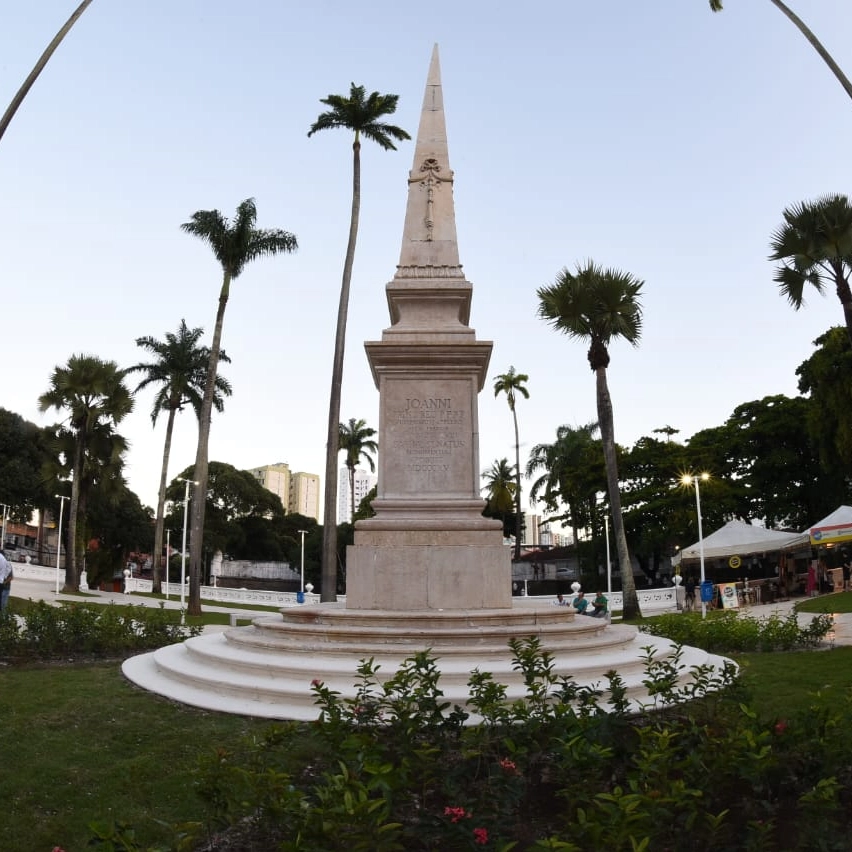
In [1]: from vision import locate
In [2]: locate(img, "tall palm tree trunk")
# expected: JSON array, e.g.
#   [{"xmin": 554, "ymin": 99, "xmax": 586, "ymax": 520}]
[
  {"xmin": 769, "ymin": 0, "xmax": 852, "ymax": 102},
  {"xmin": 66, "ymin": 439, "xmax": 84, "ymax": 592},
  {"xmin": 348, "ymin": 462, "xmax": 356, "ymax": 524},
  {"xmin": 320, "ymin": 138, "xmax": 361, "ymax": 602},
  {"xmin": 188, "ymin": 274, "xmax": 230, "ymax": 615},
  {"xmin": 512, "ymin": 409, "xmax": 522, "ymax": 561},
  {"xmin": 151, "ymin": 405, "xmax": 178, "ymax": 594},
  {"xmin": 0, "ymin": 0, "xmax": 95, "ymax": 144},
  {"xmin": 595, "ymin": 368, "xmax": 639, "ymax": 618}
]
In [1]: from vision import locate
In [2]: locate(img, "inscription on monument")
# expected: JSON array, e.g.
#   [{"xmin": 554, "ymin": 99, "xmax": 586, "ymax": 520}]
[{"xmin": 384, "ymin": 384, "xmax": 473, "ymax": 492}]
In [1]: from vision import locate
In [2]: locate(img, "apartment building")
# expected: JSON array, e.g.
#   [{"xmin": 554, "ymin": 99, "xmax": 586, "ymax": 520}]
[{"xmin": 337, "ymin": 468, "xmax": 378, "ymax": 523}]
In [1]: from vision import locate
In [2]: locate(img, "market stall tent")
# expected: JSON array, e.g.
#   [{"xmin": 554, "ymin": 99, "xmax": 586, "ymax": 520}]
[
  {"xmin": 674, "ymin": 519, "xmax": 807, "ymax": 565},
  {"xmin": 809, "ymin": 505, "xmax": 852, "ymax": 546}
]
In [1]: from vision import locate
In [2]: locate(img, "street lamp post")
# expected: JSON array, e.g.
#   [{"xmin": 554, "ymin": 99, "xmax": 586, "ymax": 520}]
[
  {"xmin": 0, "ymin": 503, "xmax": 7, "ymax": 549},
  {"xmin": 54, "ymin": 495, "xmax": 70, "ymax": 594},
  {"xmin": 682, "ymin": 473, "xmax": 710, "ymax": 618},
  {"xmin": 165, "ymin": 528, "xmax": 171, "ymax": 600},
  {"xmin": 299, "ymin": 529, "xmax": 307, "ymax": 594},
  {"xmin": 178, "ymin": 478, "xmax": 198, "ymax": 615}
]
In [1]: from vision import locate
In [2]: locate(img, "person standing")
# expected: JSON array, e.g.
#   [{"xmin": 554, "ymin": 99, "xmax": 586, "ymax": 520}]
[
  {"xmin": 684, "ymin": 575, "xmax": 696, "ymax": 612},
  {"xmin": 0, "ymin": 549, "xmax": 13, "ymax": 613},
  {"xmin": 842, "ymin": 550, "xmax": 851, "ymax": 592}
]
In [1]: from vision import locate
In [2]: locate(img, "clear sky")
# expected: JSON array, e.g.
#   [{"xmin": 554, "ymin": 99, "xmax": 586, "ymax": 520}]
[{"xmin": 2, "ymin": 1, "xmax": 850, "ymax": 520}]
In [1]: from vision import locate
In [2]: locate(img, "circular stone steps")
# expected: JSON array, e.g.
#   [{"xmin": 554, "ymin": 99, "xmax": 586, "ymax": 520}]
[{"xmin": 122, "ymin": 603, "xmax": 733, "ymax": 722}]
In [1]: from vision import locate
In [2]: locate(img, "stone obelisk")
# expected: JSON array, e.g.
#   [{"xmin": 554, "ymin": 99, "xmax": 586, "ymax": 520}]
[{"xmin": 346, "ymin": 45, "xmax": 512, "ymax": 611}]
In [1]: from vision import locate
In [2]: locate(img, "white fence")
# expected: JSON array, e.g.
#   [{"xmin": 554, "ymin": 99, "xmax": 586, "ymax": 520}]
[{"xmin": 16, "ymin": 562, "xmax": 678, "ymax": 614}]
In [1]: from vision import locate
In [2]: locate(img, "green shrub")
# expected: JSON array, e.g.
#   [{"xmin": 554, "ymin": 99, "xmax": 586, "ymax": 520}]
[
  {"xmin": 0, "ymin": 601, "xmax": 201, "ymax": 661},
  {"xmin": 639, "ymin": 610, "xmax": 833, "ymax": 652}
]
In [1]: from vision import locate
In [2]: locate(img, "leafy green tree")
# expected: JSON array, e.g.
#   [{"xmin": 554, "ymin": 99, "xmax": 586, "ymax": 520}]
[
  {"xmin": 796, "ymin": 326, "xmax": 852, "ymax": 497},
  {"xmin": 538, "ymin": 261, "xmax": 644, "ymax": 618},
  {"xmin": 718, "ymin": 395, "xmax": 829, "ymax": 530},
  {"xmin": 308, "ymin": 84, "xmax": 410, "ymax": 602},
  {"xmin": 709, "ymin": 1, "xmax": 852, "ymax": 103},
  {"xmin": 128, "ymin": 320, "xmax": 232, "ymax": 593},
  {"xmin": 0, "ymin": 409, "xmax": 52, "ymax": 523},
  {"xmin": 338, "ymin": 418, "xmax": 378, "ymax": 523},
  {"xmin": 621, "ymin": 434, "xmax": 693, "ymax": 583},
  {"xmin": 481, "ymin": 458, "xmax": 519, "ymax": 538},
  {"xmin": 167, "ymin": 462, "xmax": 285, "ymax": 575},
  {"xmin": 86, "ymin": 482, "xmax": 152, "ymax": 589},
  {"xmin": 493, "ymin": 367, "xmax": 529, "ymax": 560},
  {"xmin": 526, "ymin": 422, "xmax": 604, "ymax": 556},
  {"xmin": 38, "ymin": 355, "xmax": 133, "ymax": 590},
  {"xmin": 770, "ymin": 194, "xmax": 852, "ymax": 345},
  {"xmin": 180, "ymin": 199, "xmax": 297, "ymax": 614},
  {"xmin": 0, "ymin": 0, "xmax": 94, "ymax": 144}
]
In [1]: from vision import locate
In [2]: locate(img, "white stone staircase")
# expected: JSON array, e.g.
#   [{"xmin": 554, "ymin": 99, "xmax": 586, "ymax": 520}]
[{"xmin": 122, "ymin": 601, "xmax": 733, "ymax": 722}]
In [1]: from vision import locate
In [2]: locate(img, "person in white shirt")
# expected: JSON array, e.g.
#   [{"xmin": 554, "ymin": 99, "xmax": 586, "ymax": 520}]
[{"xmin": 0, "ymin": 549, "xmax": 13, "ymax": 613}]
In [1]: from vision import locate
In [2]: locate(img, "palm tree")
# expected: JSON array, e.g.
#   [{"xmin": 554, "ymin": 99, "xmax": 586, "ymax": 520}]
[
  {"xmin": 338, "ymin": 418, "xmax": 378, "ymax": 522},
  {"xmin": 127, "ymin": 320, "xmax": 232, "ymax": 593},
  {"xmin": 493, "ymin": 367, "xmax": 529, "ymax": 561},
  {"xmin": 770, "ymin": 194, "xmax": 852, "ymax": 346},
  {"xmin": 526, "ymin": 422, "xmax": 602, "ymax": 552},
  {"xmin": 0, "ymin": 0, "xmax": 95, "ymax": 144},
  {"xmin": 181, "ymin": 198, "xmax": 297, "ymax": 614},
  {"xmin": 481, "ymin": 458, "xmax": 517, "ymax": 515},
  {"xmin": 308, "ymin": 83, "xmax": 410, "ymax": 601},
  {"xmin": 38, "ymin": 354, "xmax": 133, "ymax": 591},
  {"xmin": 709, "ymin": 1, "xmax": 852, "ymax": 103},
  {"xmin": 537, "ymin": 261, "xmax": 644, "ymax": 619}
]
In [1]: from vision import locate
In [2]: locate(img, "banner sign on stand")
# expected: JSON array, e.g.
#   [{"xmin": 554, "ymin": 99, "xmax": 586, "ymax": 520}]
[{"xmin": 718, "ymin": 582, "xmax": 740, "ymax": 610}]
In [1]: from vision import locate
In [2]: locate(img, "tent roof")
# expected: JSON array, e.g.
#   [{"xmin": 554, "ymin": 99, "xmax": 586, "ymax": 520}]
[
  {"xmin": 678, "ymin": 519, "xmax": 807, "ymax": 562},
  {"xmin": 809, "ymin": 505, "xmax": 852, "ymax": 545}
]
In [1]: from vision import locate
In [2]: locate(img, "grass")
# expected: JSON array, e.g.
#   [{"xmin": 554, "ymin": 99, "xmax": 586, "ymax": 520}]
[
  {"xmin": 2, "ymin": 643, "xmax": 850, "ymax": 851},
  {"xmin": 0, "ymin": 663, "xmax": 274, "ymax": 851}
]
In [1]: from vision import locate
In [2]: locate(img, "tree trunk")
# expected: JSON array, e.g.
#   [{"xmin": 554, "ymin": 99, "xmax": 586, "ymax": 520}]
[
  {"xmin": 595, "ymin": 366, "xmax": 640, "ymax": 619},
  {"xmin": 65, "ymin": 438, "xmax": 85, "ymax": 592},
  {"xmin": 151, "ymin": 404, "xmax": 177, "ymax": 594},
  {"xmin": 769, "ymin": 0, "xmax": 852, "ymax": 103},
  {"xmin": 0, "ymin": 0, "xmax": 95, "ymax": 144},
  {"xmin": 188, "ymin": 273, "xmax": 230, "ymax": 615},
  {"xmin": 349, "ymin": 462, "xmax": 356, "ymax": 523},
  {"xmin": 512, "ymin": 407, "xmax": 522, "ymax": 562},
  {"xmin": 320, "ymin": 138, "xmax": 362, "ymax": 602}
]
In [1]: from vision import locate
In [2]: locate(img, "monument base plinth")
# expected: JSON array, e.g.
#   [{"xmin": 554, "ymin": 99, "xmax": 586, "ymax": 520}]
[{"xmin": 346, "ymin": 533, "xmax": 511, "ymax": 610}]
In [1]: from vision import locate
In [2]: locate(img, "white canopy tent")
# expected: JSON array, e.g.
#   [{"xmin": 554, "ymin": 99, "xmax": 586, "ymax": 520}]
[
  {"xmin": 674, "ymin": 519, "xmax": 808, "ymax": 565},
  {"xmin": 809, "ymin": 505, "xmax": 852, "ymax": 546}
]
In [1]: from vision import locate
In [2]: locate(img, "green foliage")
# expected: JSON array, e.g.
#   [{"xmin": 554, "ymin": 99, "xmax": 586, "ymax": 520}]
[
  {"xmin": 639, "ymin": 610, "xmax": 833, "ymax": 653},
  {"xmin": 0, "ymin": 601, "xmax": 201, "ymax": 661}
]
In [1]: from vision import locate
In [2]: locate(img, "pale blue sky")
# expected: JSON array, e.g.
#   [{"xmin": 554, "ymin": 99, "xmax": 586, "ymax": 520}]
[{"xmin": 2, "ymin": 1, "xmax": 850, "ymax": 518}]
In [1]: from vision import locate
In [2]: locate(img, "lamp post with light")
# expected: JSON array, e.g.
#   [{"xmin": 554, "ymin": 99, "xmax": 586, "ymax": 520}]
[
  {"xmin": 54, "ymin": 494, "xmax": 70, "ymax": 594},
  {"xmin": 178, "ymin": 478, "xmax": 198, "ymax": 615},
  {"xmin": 682, "ymin": 473, "xmax": 710, "ymax": 618}
]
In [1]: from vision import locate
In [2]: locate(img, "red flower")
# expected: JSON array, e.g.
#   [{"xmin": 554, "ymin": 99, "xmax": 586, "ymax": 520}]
[
  {"xmin": 473, "ymin": 827, "xmax": 489, "ymax": 845},
  {"xmin": 499, "ymin": 757, "xmax": 517, "ymax": 773},
  {"xmin": 774, "ymin": 720, "xmax": 788, "ymax": 734},
  {"xmin": 444, "ymin": 806, "xmax": 468, "ymax": 823},
  {"xmin": 311, "ymin": 679, "xmax": 322, "ymax": 688}
]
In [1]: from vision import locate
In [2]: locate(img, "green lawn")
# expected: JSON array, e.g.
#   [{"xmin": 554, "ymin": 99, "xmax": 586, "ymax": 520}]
[{"xmin": 2, "ymin": 635, "xmax": 851, "ymax": 850}]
